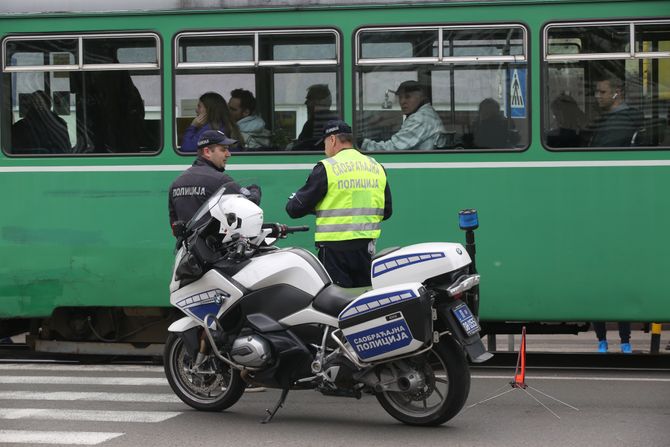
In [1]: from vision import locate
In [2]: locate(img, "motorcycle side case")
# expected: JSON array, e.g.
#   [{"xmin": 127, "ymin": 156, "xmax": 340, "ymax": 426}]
[
  {"xmin": 371, "ymin": 242, "xmax": 471, "ymax": 289},
  {"xmin": 338, "ymin": 282, "xmax": 432, "ymax": 362}
]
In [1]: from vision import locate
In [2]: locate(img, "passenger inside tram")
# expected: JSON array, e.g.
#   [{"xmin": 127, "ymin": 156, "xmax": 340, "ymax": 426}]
[
  {"xmin": 181, "ymin": 92, "xmax": 243, "ymax": 152},
  {"xmin": 228, "ymin": 88, "xmax": 271, "ymax": 150},
  {"xmin": 11, "ymin": 90, "xmax": 71, "ymax": 154},
  {"xmin": 546, "ymin": 93, "xmax": 587, "ymax": 148},
  {"xmin": 360, "ymin": 80, "xmax": 448, "ymax": 151},
  {"xmin": 586, "ymin": 75, "xmax": 644, "ymax": 147},
  {"xmin": 464, "ymin": 97, "xmax": 519, "ymax": 149},
  {"xmin": 289, "ymin": 84, "xmax": 339, "ymax": 151}
]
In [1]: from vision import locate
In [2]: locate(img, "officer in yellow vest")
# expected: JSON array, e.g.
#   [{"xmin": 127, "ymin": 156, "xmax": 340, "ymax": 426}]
[{"xmin": 286, "ymin": 120, "xmax": 392, "ymax": 287}]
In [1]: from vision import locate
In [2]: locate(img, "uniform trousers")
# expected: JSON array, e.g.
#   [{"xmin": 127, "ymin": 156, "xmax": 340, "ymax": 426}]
[{"xmin": 317, "ymin": 244, "xmax": 372, "ymax": 288}]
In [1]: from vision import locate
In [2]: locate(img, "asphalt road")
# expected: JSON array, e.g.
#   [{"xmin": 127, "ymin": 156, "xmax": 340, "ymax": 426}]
[{"xmin": 0, "ymin": 362, "xmax": 668, "ymax": 447}]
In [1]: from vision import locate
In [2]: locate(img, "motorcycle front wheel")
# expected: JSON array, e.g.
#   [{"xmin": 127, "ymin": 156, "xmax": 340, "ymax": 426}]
[
  {"xmin": 164, "ymin": 332, "xmax": 246, "ymax": 411},
  {"xmin": 375, "ymin": 335, "xmax": 471, "ymax": 426}
]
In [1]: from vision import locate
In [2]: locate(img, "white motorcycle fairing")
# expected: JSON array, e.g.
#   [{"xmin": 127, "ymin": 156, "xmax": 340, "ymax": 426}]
[
  {"xmin": 233, "ymin": 248, "xmax": 329, "ymax": 296},
  {"xmin": 170, "ymin": 269, "xmax": 244, "ymax": 322},
  {"xmin": 371, "ymin": 242, "xmax": 471, "ymax": 289},
  {"xmin": 168, "ymin": 316, "xmax": 201, "ymax": 333}
]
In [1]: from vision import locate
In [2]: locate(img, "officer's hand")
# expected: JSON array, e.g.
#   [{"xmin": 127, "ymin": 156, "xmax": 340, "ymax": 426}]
[{"xmin": 243, "ymin": 184, "xmax": 262, "ymax": 205}]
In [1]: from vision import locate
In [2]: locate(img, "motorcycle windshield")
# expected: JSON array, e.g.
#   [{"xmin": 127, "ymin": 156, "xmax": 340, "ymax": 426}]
[{"xmin": 185, "ymin": 182, "xmax": 241, "ymax": 232}]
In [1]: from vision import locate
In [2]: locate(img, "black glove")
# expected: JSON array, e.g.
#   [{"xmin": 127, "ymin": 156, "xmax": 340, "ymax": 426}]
[{"xmin": 242, "ymin": 184, "xmax": 262, "ymax": 205}]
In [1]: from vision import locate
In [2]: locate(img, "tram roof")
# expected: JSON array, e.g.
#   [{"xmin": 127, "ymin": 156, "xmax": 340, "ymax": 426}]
[{"xmin": 0, "ymin": 0, "xmax": 623, "ymax": 15}]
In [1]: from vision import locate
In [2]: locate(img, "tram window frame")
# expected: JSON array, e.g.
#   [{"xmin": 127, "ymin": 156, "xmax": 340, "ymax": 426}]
[
  {"xmin": 542, "ymin": 20, "xmax": 670, "ymax": 151},
  {"xmin": 173, "ymin": 28, "xmax": 342, "ymax": 154},
  {"xmin": 354, "ymin": 24, "xmax": 530, "ymax": 153},
  {"xmin": 1, "ymin": 32, "xmax": 163, "ymax": 157}
]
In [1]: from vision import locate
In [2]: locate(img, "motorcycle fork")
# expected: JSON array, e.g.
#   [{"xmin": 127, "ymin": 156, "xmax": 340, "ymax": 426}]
[{"xmin": 193, "ymin": 331, "xmax": 210, "ymax": 369}]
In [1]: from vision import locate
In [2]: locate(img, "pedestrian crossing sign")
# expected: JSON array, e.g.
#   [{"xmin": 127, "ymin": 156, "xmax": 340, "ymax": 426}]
[{"xmin": 509, "ymin": 68, "xmax": 526, "ymax": 118}]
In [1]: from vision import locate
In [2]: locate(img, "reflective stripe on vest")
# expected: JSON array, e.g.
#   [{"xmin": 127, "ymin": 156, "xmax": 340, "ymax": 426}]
[{"xmin": 315, "ymin": 149, "xmax": 386, "ymax": 242}]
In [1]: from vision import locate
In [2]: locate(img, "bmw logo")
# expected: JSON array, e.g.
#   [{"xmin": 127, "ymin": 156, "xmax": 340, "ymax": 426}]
[{"xmin": 456, "ymin": 248, "xmax": 462, "ymax": 255}]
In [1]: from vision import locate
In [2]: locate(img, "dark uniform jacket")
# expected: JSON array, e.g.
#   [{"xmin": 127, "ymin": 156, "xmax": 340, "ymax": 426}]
[
  {"xmin": 286, "ymin": 155, "xmax": 392, "ymax": 250},
  {"xmin": 168, "ymin": 156, "xmax": 260, "ymax": 228}
]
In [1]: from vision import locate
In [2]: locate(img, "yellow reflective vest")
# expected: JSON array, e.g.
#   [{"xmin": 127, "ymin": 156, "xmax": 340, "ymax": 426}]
[{"xmin": 315, "ymin": 149, "xmax": 387, "ymax": 242}]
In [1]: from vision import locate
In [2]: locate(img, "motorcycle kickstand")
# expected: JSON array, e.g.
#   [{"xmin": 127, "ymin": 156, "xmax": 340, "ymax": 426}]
[{"xmin": 261, "ymin": 387, "xmax": 289, "ymax": 424}]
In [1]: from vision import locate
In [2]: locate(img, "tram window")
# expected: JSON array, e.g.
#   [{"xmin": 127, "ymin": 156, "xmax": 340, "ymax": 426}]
[
  {"xmin": 178, "ymin": 35, "xmax": 254, "ymax": 64},
  {"xmin": 355, "ymin": 25, "xmax": 529, "ymax": 152},
  {"xmin": 543, "ymin": 21, "xmax": 670, "ymax": 150},
  {"xmin": 261, "ymin": 33, "xmax": 337, "ymax": 61},
  {"xmin": 1, "ymin": 33, "xmax": 162, "ymax": 156},
  {"xmin": 359, "ymin": 29, "xmax": 438, "ymax": 60},
  {"xmin": 83, "ymin": 36, "xmax": 159, "ymax": 65},
  {"xmin": 174, "ymin": 29, "xmax": 341, "ymax": 152},
  {"xmin": 4, "ymin": 39, "xmax": 78, "ymax": 67},
  {"xmin": 443, "ymin": 28, "xmax": 524, "ymax": 58},
  {"xmin": 546, "ymin": 25, "xmax": 630, "ymax": 56}
]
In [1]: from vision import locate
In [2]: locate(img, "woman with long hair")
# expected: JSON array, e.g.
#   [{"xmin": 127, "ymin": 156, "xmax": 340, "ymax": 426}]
[{"xmin": 181, "ymin": 91, "xmax": 244, "ymax": 152}]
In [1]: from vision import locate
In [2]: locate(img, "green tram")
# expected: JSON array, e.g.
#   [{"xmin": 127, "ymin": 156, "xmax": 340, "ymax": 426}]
[{"xmin": 1, "ymin": 0, "xmax": 669, "ymax": 354}]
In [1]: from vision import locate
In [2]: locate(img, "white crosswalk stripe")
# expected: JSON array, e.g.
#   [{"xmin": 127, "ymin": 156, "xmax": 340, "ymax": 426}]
[
  {"xmin": 0, "ymin": 408, "xmax": 181, "ymax": 423},
  {"xmin": 0, "ymin": 390, "xmax": 181, "ymax": 403},
  {"xmin": 0, "ymin": 375, "xmax": 167, "ymax": 385},
  {"xmin": 0, "ymin": 363, "xmax": 183, "ymax": 445},
  {"xmin": 0, "ymin": 363, "xmax": 162, "ymax": 372},
  {"xmin": 0, "ymin": 430, "xmax": 124, "ymax": 445}
]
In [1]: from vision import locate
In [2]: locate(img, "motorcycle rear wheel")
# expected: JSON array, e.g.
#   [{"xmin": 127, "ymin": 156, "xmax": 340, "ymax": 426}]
[
  {"xmin": 164, "ymin": 332, "xmax": 246, "ymax": 411},
  {"xmin": 375, "ymin": 336, "xmax": 471, "ymax": 426}
]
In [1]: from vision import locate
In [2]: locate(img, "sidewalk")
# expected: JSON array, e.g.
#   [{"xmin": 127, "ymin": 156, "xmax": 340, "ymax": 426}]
[{"xmin": 485, "ymin": 329, "xmax": 670, "ymax": 354}]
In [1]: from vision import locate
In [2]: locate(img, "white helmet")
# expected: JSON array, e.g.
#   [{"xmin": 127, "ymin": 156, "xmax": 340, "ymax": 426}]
[{"xmin": 209, "ymin": 194, "xmax": 264, "ymax": 243}]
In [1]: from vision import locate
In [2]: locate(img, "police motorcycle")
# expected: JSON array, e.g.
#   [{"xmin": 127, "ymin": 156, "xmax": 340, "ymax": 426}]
[{"xmin": 165, "ymin": 184, "xmax": 491, "ymax": 426}]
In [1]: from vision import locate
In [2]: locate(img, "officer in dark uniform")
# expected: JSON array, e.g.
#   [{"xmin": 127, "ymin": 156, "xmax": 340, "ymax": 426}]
[
  {"xmin": 168, "ymin": 129, "xmax": 261, "ymax": 232},
  {"xmin": 286, "ymin": 120, "xmax": 392, "ymax": 287}
]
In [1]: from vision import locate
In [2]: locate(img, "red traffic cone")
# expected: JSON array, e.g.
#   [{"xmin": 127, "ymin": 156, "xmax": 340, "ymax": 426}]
[{"xmin": 511, "ymin": 326, "xmax": 527, "ymax": 389}]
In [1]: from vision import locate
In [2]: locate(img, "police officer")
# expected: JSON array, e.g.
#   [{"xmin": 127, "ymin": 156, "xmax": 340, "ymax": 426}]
[
  {"xmin": 168, "ymin": 129, "xmax": 261, "ymax": 232},
  {"xmin": 286, "ymin": 120, "xmax": 392, "ymax": 287}
]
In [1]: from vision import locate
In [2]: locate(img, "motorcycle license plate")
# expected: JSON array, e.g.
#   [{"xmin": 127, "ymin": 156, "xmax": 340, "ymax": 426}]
[{"xmin": 452, "ymin": 303, "xmax": 480, "ymax": 336}]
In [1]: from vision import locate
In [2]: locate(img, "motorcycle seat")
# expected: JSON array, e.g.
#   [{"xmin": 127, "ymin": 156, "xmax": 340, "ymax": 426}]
[{"xmin": 313, "ymin": 284, "xmax": 365, "ymax": 317}]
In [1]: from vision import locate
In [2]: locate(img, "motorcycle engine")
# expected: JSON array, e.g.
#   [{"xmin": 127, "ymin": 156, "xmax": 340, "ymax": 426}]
[{"xmin": 231, "ymin": 334, "xmax": 272, "ymax": 367}]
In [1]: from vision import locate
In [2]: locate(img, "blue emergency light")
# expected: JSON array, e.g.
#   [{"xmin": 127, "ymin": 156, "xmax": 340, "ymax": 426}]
[{"xmin": 459, "ymin": 209, "xmax": 479, "ymax": 230}]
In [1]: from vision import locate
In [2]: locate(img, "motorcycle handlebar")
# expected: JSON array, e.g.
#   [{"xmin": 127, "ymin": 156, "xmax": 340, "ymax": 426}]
[
  {"xmin": 262, "ymin": 223, "xmax": 310, "ymax": 238},
  {"xmin": 285, "ymin": 225, "xmax": 310, "ymax": 233}
]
